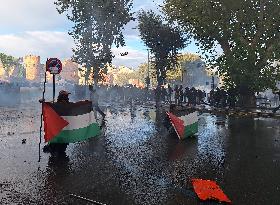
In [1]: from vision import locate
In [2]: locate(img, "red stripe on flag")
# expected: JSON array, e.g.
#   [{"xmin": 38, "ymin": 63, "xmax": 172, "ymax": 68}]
[
  {"xmin": 43, "ymin": 103, "xmax": 69, "ymax": 142},
  {"xmin": 166, "ymin": 112, "xmax": 184, "ymax": 139}
]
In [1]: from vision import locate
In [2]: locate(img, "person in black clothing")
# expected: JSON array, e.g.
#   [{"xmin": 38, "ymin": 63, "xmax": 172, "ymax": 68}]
[
  {"xmin": 167, "ymin": 84, "xmax": 173, "ymax": 103},
  {"xmin": 178, "ymin": 85, "xmax": 184, "ymax": 106},
  {"xmin": 214, "ymin": 88, "xmax": 221, "ymax": 107},
  {"xmin": 189, "ymin": 87, "xmax": 197, "ymax": 106},
  {"xmin": 272, "ymin": 90, "xmax": 280, "ymax": 113},
  {"xmin": 154, "ymin": 86, "xmax": 161, "ymax": 106},
  {"xmin": 220, "ymin": 88, "xmax": 228, "ymax": 107},
  {"xmin": 209, "ymin": 89, "xmax": 215, "ymax": 106},
  {"xmin": 161, "ymin": 86, "xmax": 167, "ymax": 102},
  {"xmin": 183, "ymin": 87, "xmax": 189, "ymax": 104},
  {"xmin": 197, "ymin": 89, "xmax": 204, "ymax": 105},
  {"xmin": 89, "ymin": 85, "xmax": 106, "ymax": 118},
  {"xmin": 174, "ymin": 85, "xmax": 179, "ymax": 105},
  {"xmin": 227, "ymin": 87, "xmax": 237, "ymax": 108}
]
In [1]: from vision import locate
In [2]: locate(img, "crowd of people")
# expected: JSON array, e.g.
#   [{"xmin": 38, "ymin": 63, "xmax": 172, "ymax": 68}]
[
  {"xmin": 68, "ymin": 83, "xmax": 280, "ymax": 110},
  {"xmin": 80, "ymin": 84, "xmax": 238, "ymax": 108},
  {"xmin": 155, "ymin": 85, "xmax": 206, "ymax": 106}
]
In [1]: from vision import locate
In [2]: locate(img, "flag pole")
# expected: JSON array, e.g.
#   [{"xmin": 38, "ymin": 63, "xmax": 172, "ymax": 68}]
[
  {"xmin": 53, "ymin": 74, "xmax": 55, "ymax": 103},
  {"xmin": 39, "ymin": 68, "xmax": 47, "ymax": 162}
]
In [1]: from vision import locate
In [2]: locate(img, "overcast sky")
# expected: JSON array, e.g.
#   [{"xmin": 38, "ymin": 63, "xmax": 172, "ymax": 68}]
[{"xmin": 0, "ymin": 0, "xmax": 200, "ymax": 68}]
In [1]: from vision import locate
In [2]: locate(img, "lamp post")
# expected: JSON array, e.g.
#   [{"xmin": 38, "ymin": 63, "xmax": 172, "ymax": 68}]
[
  {"xmin": 147, "ymin": 49, "xmax": 150, "ymax": 89},
  {"xmin": 211, "ymin": 75, "xmax": 215, "ymax": 90}
]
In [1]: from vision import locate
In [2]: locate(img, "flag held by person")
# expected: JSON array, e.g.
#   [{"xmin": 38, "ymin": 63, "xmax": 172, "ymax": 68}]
[
  {"xmin": 43, "ymin": 101, "xmax": 101, "ymax": 143},
  {"xmin": 166, "ymin": 111, "xmax": 198, "ymax": 139}
]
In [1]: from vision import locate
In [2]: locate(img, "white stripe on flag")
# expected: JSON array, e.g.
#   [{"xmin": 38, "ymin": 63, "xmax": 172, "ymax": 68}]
[
  {"xmin": 179, "ymin": 112, "xmax": 198, "ymax": 126},
  {"xmin": 61, "ymin": 111, "xmax": 97, "ymax": 130}
]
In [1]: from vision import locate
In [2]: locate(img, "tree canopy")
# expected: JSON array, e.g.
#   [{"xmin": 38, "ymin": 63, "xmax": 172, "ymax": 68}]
[
  {"xmin": 164, "ymin": 0, "xmax": 280, "ymax": 92},
  {"xmin": 166, "ymin": 53, "xmax": 201, "ymax": 82},
  {"xmin": 0, "ymin": 53, "xmax": 17, "ymax": 72},
  {"xmin": 137, "ymin": 63, "xmax": 157, "ymax": 87},
  {"xmin": 138, "ymin": 10, "xmax": 186, "ymax": 86},
  {"xmin": 55, "ymin": 0, "xmax": 133, "ymax": 85}
]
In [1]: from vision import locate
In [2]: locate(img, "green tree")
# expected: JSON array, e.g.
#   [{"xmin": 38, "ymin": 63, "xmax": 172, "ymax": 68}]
[
  {"xmin": 136, "ymin": 63, "xmax": 157, "ymax": 87},
  {"xmin": 114, "ymin": 67, "xmax": 135, "ymax": 86},
  {"xmin": 166, "ymin": 53, "xmax": 201, "ymax": 82},
  {"xmin": 55, "ymin": 0, "xmax": 133, "ymax": 87},
  {"xmin": 164, "ymin": 0, "xmax": 280, "ymax": 106},
  {"xmin": 0, "ymin": 53, "xmax": 17, "ymax": 73},
  {"xmin": 138, "ymin": 10, "xmax": 186, "ymax": 87}
]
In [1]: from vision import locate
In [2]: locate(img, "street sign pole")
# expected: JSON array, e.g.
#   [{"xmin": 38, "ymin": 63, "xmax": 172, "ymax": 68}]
[
  {"xmin": 39, "ymin": 70, "xmax": 47, "ymax": 162},
  {"xmin": 38, "ymin": 57, "xmax": 62, "ymax": 162},
  {"xmin": 46, "ymin": 58, "xmax": 62, "ymax": 103},
  {"xmin": 147, "ymin": 49, "xmax": 150, "ymax": 85},
  {"xmin": 53, "ymin": 74, "xmax": 55, "ymax": 103}
]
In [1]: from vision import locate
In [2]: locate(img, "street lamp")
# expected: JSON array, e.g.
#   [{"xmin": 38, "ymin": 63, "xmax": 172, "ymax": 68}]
[
  {"xmin": 147, "ymin": 49, "xmax": 150, "ymax": 87},
  {"xmin": 146, "ymin": 49, "xmax": 151, "ymax": 89}
]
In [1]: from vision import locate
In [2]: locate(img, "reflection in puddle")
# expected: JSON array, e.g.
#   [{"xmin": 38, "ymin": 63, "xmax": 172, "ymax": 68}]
[{"xmin": 197, "ymin": 114, "xmax": 226, "ymax": 167}]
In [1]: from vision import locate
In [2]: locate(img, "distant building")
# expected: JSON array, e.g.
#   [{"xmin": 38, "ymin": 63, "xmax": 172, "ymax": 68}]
[
  {"xmin": 59, "ymin": 59, "xmax": 79, "ymax": 83},
  {"xmin": 23, "ymin": 55, "xmax": 43, "ymax": 81},
  {"xmin": 0, "ymin": 60, "xmax": 6, "ymax": 79},
  {"xmin": 128, "ymin": 79, "xmax": 145, "ymax": 88},
  {"xmin": 182, "ymin": 59, "xmax": 220, "ymax": 91}
]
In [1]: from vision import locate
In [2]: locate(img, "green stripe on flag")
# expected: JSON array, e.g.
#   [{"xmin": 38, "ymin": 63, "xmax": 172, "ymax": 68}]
[
  {"xmin": 183, "ymin": 122, "xmax": 198, "ymax": 139},
  {"xmin": 49, "ymin": 123, "xmax": 101, "ymax": 143}
]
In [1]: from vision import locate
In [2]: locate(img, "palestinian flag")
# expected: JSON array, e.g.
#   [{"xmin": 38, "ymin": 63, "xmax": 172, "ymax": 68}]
[
  {"xmin": 166, "ymin": 111, "xmax": 198, "ymax": 139},
  {"xmin": 43, "ymin": 101, "xmax": 101, "ymax": 143}
]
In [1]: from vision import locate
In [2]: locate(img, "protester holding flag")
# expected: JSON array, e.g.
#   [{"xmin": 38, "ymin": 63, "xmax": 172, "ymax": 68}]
[
  {"xmin": 41, "ymin": 89, "xmax": 101, "ymax": 156},
  {"xmin": 42, "ymin": 90, "xmax": 71, "ymax": 154}
]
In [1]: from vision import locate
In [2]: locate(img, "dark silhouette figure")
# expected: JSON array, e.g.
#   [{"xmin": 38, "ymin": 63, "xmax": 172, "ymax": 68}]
[
  {"xmin": 174, "ymin": 85, "xmax": 179, "ymax": 105},
  {"xmin": 178, "ymin": 85, "xmax": 184, "ymax": 106},
  {"xmin": 89, "ymin": 85, "xmax": 106, "ymax": 118},
  {"xmin": 167, "ymin": 84, "xmax": 173, "ymax": 103},
  {"xmin": 184, "ymin": 87, "xmax": 190, "ymax": 104},
  {"xmin": 272, "ymin": 90, "xmax": 280, "ymax": 113}
]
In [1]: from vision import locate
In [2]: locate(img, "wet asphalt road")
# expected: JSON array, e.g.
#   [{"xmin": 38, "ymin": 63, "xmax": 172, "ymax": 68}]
[{"xmin": 0, "ymin": 103, "xmax": 279, "ymax": 205}]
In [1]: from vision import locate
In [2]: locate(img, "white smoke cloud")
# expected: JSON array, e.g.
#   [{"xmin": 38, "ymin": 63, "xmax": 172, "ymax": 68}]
[{"xmin": 112, "ymin": 46, "xmax": 147, "ymax": 68}]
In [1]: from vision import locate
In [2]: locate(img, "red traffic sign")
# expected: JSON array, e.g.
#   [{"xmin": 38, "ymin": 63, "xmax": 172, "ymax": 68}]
[{"xmin": 46, "ymin": 58, "xmax": 62, "ymax": 74}]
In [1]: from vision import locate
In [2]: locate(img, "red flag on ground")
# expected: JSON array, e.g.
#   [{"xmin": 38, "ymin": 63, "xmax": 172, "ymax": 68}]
[
  {"xmin": 166, "ymin": 112, "xmax": 185, "ymax": 139},
  {"xmin": 191, "ymin": 178, "xmax": 231, "ymax": 203},
  {"xmin": 43, "ymin": 103, "xmax": 69, "ymax": 142}
]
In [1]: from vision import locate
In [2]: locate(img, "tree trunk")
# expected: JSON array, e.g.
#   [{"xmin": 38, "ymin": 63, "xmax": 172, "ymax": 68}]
[
  {"xmin": 155, "ymin": 64, "xmax": 164, "ymax": 107},
  {"xmin": 94, "ymin": 68, "xmax": 99, "ymax": 89},
  {"xmin": 237, "ymin": 86, "xmax": 256, "ymax": 108}
]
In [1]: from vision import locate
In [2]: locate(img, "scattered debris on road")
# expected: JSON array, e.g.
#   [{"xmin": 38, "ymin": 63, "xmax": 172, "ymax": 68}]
[{"xmin": 191, "ymin": 178, "xmax": 231, "ymax": 203}]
